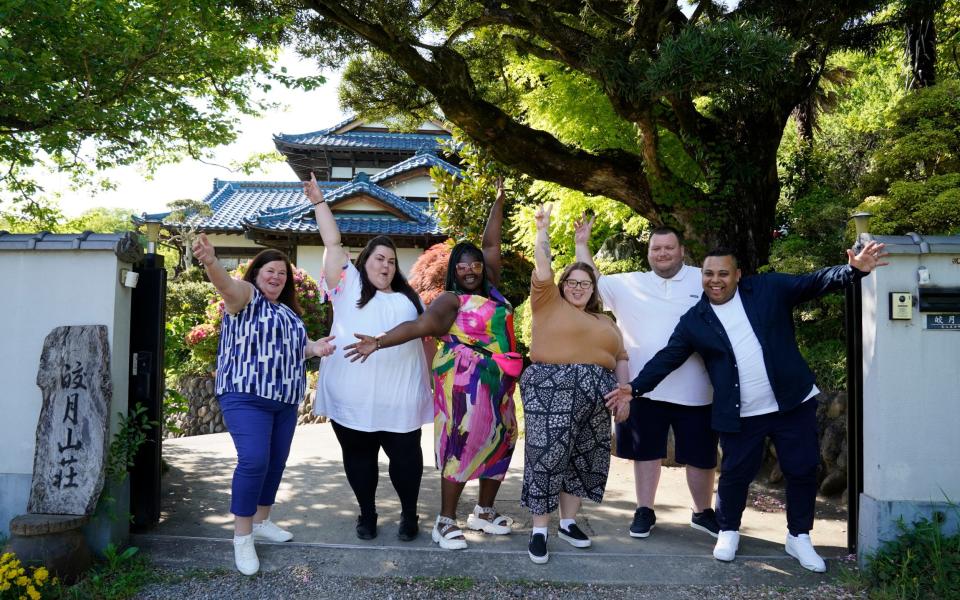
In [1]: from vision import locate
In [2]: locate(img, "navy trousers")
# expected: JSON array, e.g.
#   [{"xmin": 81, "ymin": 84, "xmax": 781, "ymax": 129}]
[
  {"xmin": 218, "ymin": 392, "xmax": 299, "ymax": 517},
  {"xmin": 716, "ymin": 398, "xmax": 819, "ymax": 535}
]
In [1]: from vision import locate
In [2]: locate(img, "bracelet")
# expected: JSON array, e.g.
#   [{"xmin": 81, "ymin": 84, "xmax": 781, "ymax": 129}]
[
  {"xmin": 310, "ymin": 198, "xmax": 324, "ymax": 206},
  {"xmin": 375, "ymin": 336, "xmax": 383, "ymax": 351}
]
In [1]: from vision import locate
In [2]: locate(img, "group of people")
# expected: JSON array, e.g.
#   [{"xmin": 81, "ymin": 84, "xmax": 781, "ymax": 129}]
[{"xmin": 193, "ymin": 177, "xmax": 888, "ymax": 576}]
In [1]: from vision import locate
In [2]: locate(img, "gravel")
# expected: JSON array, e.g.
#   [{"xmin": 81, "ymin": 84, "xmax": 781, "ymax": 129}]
[{"xmin": 135, "ymin": 565, "xmax": 868, "ymax": 600}]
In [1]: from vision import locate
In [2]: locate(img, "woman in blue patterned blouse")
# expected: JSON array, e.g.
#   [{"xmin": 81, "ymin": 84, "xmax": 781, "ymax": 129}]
[{"xmin": 193, "ymin": 234, "xmax": 335, "ymax": 576}]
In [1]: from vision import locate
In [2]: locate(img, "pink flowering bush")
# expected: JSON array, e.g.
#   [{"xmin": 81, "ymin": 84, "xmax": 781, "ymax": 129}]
[{"xmin": 184, "ymin": 262, "xmax": 329, "ymax": 374}]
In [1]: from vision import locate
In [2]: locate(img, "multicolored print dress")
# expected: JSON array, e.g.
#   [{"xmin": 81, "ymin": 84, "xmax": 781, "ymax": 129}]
[{"xmin": 433, "ymin": 287, "xmax": 518, "ymax": 482}]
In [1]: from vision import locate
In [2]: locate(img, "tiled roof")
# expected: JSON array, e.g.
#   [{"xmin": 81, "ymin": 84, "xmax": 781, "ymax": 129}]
[
  {"xmin": 0, "ymin": 231, "xmax": 143, "ymax": 262},
  {"xmin": 370, "ymin": 152, "xmax": 462, "ymax": 183},
  {"xmin": 274, "ymin": 129, "xmax": 452, "ymax": 152},
  {"xmin": 244, "ymin": 174, "xmax": 441, "ymax": 235},
  {"xmin": 154, "ymin": 180, "xmax": 341, "ymax": 231},
  {"xmin": 155, "ymin": 175, "xmax": 441, "ymax": 237}
]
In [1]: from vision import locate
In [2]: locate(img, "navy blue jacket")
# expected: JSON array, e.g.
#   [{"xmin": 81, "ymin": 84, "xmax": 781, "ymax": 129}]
[{"xmin": 629, "ymin": 265, "xmax": 866, "ymax": 432}]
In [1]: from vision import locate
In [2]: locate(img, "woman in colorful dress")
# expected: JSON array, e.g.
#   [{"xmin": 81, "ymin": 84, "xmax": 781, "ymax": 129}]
[
  {"xmin": 520, "ymin": 203, "xmax": 632, "ymax": 565},
  {"xmin": 346, "ymin": 178, "xmax": 519, "ymax": 550},
  {"xmin": 303, "ymin": 174, "xmax": 433, "ymax": 543},
  {"xmin": 192, "ymin": 234, "xmax": 335, "ymax": 576}
]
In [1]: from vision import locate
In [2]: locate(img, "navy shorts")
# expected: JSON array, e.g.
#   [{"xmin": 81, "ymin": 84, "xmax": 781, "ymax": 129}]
[{"xmin": 615, "ymin": 398, "xmax": 718, "ymax": 469}]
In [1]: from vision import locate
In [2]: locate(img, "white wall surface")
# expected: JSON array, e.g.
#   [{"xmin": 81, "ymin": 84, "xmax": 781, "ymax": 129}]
[
  {"xmin": 0, "ymin": 250, "xmax": 132, "ymax": 533},
  {"xmin": 380, "ymin": 177, "xmax": 436, "ymax": 198},
  {"xmin": 206, "ymin": 233, "xmax": 259, "ymax": 248},
  {"xmin": 861, "ymin": 252, "xmax": 960, "ymax": 502}
]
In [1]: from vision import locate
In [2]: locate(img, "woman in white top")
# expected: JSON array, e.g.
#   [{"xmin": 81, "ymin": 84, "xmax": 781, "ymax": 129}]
[{"xmin": 304, "ymin": 174, "xmax": 432, "ymax": 542}]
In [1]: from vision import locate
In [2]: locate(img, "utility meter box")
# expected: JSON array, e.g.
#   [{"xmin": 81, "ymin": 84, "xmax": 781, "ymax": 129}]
[{"xmin": 858, "ymin": 233, "xmax": 960, "ymax": 559}]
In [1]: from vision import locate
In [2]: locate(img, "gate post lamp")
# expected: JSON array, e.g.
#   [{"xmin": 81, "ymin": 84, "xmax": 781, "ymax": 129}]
[
  {"xmin": 850, "ymin": 211, "xmax": 873, "ymax": 252},
  {"xmin": 143, "ymin": 215, "xmax": 162, "ymax": 256}
]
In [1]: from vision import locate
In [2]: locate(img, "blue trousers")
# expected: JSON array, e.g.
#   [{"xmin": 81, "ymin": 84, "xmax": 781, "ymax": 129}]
[
  {"xmin": 218, "ymin": 392, "xmax": 299, "ymax": 517},
  {"xmin": 716, "ymin": 398, "xmax": 819, "ymax": 536}
]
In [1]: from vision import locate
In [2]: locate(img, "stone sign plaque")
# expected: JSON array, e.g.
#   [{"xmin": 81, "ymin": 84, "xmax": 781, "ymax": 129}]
[{"xmin": 28, "ymin": 325, "xmax": 112, "ymax": 515}]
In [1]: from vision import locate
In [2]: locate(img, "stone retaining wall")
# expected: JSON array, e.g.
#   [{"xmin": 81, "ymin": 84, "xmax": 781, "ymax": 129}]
[{"xmin": 165, "ymin": 374, "xmax": 325, "ymax": 439}]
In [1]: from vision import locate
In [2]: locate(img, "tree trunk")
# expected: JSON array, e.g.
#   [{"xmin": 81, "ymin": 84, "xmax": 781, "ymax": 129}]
[{"xmin": 905, "ymin": 0, "xmax": 941, "ymax": 89}]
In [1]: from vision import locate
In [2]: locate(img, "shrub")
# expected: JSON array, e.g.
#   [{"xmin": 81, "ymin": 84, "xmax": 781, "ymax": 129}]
[
  {"xmin": 861, "ymin": 514, "xmax": 960, "ymax": 600},
  {"xmin": 409, "ymin": 242, "xmax": 451, "ymax": 306}
]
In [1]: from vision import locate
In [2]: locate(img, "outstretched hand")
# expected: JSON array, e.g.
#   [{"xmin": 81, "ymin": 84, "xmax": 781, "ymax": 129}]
[
  {"xmin": 573, "ymin": 211, "xmax": 596, "ymax": 245},
  {"xmin": 192, "ymin": 233, "xmax": 216, "ymax": 266},
  {"xmin": 303, "ymin": 172, "xmax": 325, "ymax": 205},
  {"xmin": 848, "ymin": 240, "xmax": 889, "ymax": 273},
  {"xmin": 495, "ymin": 175, "xmax": 505, "ymax": 200},
  {"xmin": 308, "ymin": 336, "xmax": 336, "ymax": 359},
  {"xmin": 534, "ymin": 203, "xmax": 553, "ymax": 231},
  {"xmin": 343, "ymin": 333, "xmax": 379, "ymax": 363}
]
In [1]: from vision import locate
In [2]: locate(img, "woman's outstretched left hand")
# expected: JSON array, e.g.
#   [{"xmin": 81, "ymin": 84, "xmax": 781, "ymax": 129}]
[{"xmin": 344, "ymin": 333, "xmax": 379, "ymax": 363}]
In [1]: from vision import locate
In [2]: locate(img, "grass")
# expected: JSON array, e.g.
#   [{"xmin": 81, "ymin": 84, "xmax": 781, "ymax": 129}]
[
  {"xmin": 58, "ymin": 544, "xmax": 161, "ymax": 600},
  {"xmin": 840, "ymin": 511, "xmax": 960, "ymax": 600},
  {"xmin": 409, "ymin": 575, "xmax": 476, "ymax": 592}
]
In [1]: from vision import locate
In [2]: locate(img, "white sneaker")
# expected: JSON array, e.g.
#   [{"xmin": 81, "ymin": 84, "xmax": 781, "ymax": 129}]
[
  {"xmin": 785, "ymin": 533, "xmax": 827, "ymax": 572},
  {"xmin": 233, "ymin": 534, "xmax": 259, "ymax": 575},
  {"xmin": 466, "ymin": 505, "xmax": 513, "ymax": 535},
  {"xmin": 252, "ymin": 519, "xmax": 293, "ymax": 543},
  {"xmin": 713, "ymin": 530, "xmax": 740, "ymax": 562}
]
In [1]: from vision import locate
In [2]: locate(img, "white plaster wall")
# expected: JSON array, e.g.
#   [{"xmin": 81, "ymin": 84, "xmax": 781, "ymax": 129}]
[
  {"xmin": 862, "ymin": 253, "xmax": 960, "ymax": 502},
  {"xmin": 205, "ymin": 233, "xmax": 259, "ymax": 248},
  {"xmin": 380, "ymin": 178, "xmax": 436, "ymax": 198},
  {"xmin": 295, "ymin": 245, "xmax": 424, "ymax": 284},
  {"xmin": 0, "ymin": 250, "xmax": 133, "ymax": 532}
]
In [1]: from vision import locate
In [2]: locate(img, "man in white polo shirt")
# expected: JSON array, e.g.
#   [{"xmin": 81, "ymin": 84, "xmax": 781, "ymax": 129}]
[{"xmin": 575, "ymin": 217, "xmax": 718, "ymax": 539}]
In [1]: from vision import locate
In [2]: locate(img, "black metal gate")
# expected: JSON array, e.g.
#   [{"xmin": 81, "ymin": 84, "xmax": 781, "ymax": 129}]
[
  {"xmin": 127, "ymin": 252, "xmax": 167, "ymax": 531},
  {"xmin": 844, "ymin": 280, "xmax": 864, "ymax": 553}
]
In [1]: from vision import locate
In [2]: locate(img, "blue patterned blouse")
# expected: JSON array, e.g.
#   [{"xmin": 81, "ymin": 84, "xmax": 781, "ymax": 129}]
[{"xmin": 215, "ymin": 287, "xmax": 307, "ymax": 404}]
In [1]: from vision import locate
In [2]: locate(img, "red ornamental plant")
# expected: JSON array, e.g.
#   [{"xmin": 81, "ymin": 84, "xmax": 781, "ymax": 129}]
[{"xmin": 409, "ymin": 242, "xmax": 452, "ymax": 306}]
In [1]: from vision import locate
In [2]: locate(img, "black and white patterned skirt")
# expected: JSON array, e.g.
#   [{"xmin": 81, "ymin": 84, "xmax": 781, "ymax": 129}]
[{"xmin": 519, "ymin": 363, "xmax": 615, "ymax": 515}]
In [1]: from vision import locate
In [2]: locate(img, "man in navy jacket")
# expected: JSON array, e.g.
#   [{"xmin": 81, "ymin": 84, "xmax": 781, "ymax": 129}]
[{"xmin": 607, "ymin": 241, "xmax": 887, "ymax": 572}]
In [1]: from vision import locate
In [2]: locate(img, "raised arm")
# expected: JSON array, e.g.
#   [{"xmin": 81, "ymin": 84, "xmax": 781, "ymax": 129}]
[
  {"xmin": 303, "ymin": 172, "xmax": 349, "ymax": 290},
  {"xmin": 343, "ymin": 292, "xmax": 461, "ymax": 362},
  {"xmin": 481, "ymin": 176, "xmax": 506, "ymax": 287},
  {"xmin": 573, "ymin": 211, "xmax": 600, "ymax": 277},
  {"xmin": 533, "ymin": 203, "xmax": 554, "ymax": 282},
  {"xmin": 192, "ymin": 233, "xmax": 253, "ymax": 314}
]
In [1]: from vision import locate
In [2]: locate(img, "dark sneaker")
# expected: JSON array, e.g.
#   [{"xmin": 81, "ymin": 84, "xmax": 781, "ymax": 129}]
[
  {"xmin": 629, "ymin": 507, "xmax": 656, "ymax": 538},
  {"xmin": 397, "ymin": 513, "xmax": 419, "ymax": 542},
  {"xmin": 356, "ymin": 513, "xmax": 378, "ymax": 540},
  {"xmin": 528, "ymin": 532, "xmax": 549, "ymax": 564},
  {"xmin": 691, "ymin": 508, "xmax": 720, "ymax": 538},
  {"xmin": 558, "ymin": 523, "xmax": 592, "ymax": 548}
]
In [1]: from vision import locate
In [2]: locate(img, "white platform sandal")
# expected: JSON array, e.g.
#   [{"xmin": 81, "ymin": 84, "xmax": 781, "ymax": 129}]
[
  {"xmin": 466, "ymin": 505, "xmax": 513, "ymax": 535},
  {"xmin": 431, "ymin": 515, "xmax": 468, "ymax": 550}
]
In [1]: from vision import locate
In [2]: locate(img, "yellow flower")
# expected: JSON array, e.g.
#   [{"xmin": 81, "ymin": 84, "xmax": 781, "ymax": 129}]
[
  {"xmin": 26, "ymin": 584, "xmax": 41, "ymax": 600},
  {"xmin": 32, "ymin": 567, "xmax": 48, "ymax": 583},
  {"xmin": 16, "ymin": 575, "xmax": 31, "ymax": 586},
  {"xmin": 1, "ymin": 580, "xmax": 11, "ymax": 591}
]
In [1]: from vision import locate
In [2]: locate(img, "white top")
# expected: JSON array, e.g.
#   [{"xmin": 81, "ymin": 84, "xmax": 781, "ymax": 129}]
[
  {"xmin": 314, "ymin": 262, "xmax": 432, "ymax": 432},
  {"xmin": 598, "ymin": 264, "xmax": 712, "ymax": 406},
  {"xmin": 710, "ymin": 290, "xmax": 818, "ymax": 417}
]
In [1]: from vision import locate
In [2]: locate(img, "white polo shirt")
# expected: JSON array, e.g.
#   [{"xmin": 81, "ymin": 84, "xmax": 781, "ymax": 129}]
[{"xmin": 598, "ymin": 264, "xmax": 712, "ymax": 406}]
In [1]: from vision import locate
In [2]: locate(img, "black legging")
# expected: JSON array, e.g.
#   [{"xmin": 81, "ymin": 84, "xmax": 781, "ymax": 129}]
[{"xmin": 331, "ymin": 420, "xmax": 423, "ymax": 518}]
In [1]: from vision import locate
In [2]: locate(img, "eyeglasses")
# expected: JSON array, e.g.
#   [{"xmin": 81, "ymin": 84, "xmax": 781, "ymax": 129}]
[
  {"xmin": 563, "ymin": 279, "xmax": 593, "ymax": 290},
  {"xmin": 455, "ymin": 261, "xmax": 483, "ymax": 274}
]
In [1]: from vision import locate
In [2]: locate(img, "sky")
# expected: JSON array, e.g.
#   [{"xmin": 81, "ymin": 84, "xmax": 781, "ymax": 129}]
[{"xmin": 58, "ymin": 51, "xmax": 348, "ymax": 217}]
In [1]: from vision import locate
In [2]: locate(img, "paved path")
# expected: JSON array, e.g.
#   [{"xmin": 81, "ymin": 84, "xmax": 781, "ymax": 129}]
[{"xmin": 134, "ymin": 423, "xmax": 850, "ymax": 587}]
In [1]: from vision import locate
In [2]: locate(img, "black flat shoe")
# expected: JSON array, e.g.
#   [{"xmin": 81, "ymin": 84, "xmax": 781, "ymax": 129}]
[
  {"xmin": 397, "ymin": 513, "xmax": 419, "ymax": 541},
  {"xmin": 356, "ymin": 513, "xmax": 378, "ymax": 540}
]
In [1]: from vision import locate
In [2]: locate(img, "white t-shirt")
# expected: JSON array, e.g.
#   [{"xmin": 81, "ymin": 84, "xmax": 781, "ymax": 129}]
[
  {"xmin": 598, "ymin": 265, "xmax": 712, "ymax": 406},
  {"xmin": 314, "ymin": 262, "xmax": 432, "ymax": 432},
  {"xmin": 709, "ymin": 290, "xmax": 818, "ymax": 417}
]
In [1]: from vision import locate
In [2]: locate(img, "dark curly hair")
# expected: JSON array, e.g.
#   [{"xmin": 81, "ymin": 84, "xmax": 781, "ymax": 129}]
[{"xmin": 444, "ymin": 241, "xmax": 490, "ymax": 297}]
